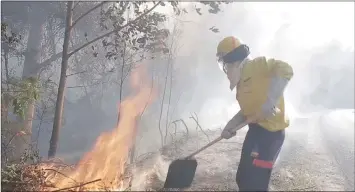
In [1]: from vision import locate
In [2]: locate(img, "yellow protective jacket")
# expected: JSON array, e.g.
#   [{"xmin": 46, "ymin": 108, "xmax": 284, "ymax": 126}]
[{"xmin": 236, "ymin": 56, "xmax": 294, "ymax": 132}]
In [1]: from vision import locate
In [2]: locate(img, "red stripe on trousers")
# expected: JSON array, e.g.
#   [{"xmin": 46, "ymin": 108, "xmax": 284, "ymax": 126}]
[{"xmin": 253, "ymin": 159, "xmax": 273, "ymax": 169}]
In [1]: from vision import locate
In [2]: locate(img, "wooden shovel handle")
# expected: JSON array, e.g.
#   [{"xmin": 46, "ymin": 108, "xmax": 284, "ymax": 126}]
[
  {"xmin": 184, "ymin": 137, "xmax": 223, "ymax": 159},
  {"xmin": 184, "ymin": 116, "xmax": 257, "ymax": 159}
]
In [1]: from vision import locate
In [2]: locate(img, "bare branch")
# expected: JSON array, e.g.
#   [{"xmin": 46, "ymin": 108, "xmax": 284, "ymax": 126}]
[
  {"xmin": 66, "ymin": 79, "xmax": 109, "ymax": 89},
  {"xmin": 3, "ymin": 48, "xmax": 10, "ymax": 91},
  {"xmin": 51, "ymin": 179, "xmax": 102, "ymax": 192},
  {"xmin": 34, "ymin": 2, "xmax": 160, "ymax": 75},
  {"xmin": 66, "ymin": 85, "xmax": 88, "ymax": 89},
  {"xmin": 72, "ymin": 1, "xmax": 81, "ymax": 10},
  {"xmin": 35, "ymin": 52, "xmax": 62, "ymax": 75},
  {"xmin": 71, "ymin": 1, "xmax": 108, "ymax": 29},
  {"xmin": 35, "ymin": 104, "xmax": 48, "ymax": 149},
  {"xmin": 66, "ymin": 71, "xmax": 87, "ymax": 77},
  {"xmin": 44, "ymin": 168, "xmax": 77, "ymax": 184},
  {"xmin": 67, "ymin": 1, "xmax": 161, "ymax": 58},
  {"xmin": 190, "ymin": 113, "xmax": 210, "ymax": 142},
  {"xmin": 171, "ymin": 119, "xmax": 189, "ymax": 136},
  {"xmin": 168, "ymin": 90, "xmax": 183, "ymax": 123}
]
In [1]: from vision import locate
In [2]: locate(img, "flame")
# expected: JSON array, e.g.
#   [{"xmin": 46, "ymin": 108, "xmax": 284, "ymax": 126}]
[{"xmin": 49, "ymin": 64, "xmax": 155, "ymax": 191}]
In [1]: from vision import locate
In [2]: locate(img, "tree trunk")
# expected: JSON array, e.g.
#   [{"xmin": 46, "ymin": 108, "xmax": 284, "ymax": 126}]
[
  {"xmin": 117, "ymin": 42, "xmax": 126, "ymax": 126},
  {"xmin": 3, "ymin": 46, "xmax": 10, "ymax": 92},
  {"xmin": 158, "ymin": 58, "xmax": 170, "ymax": 147},
  {"xmin": 48, "ymin": 1, "xmax": 74, "ymax": 159},
  {"xmin": 17, "ymin": 4, "xmax": 46, "ymax": 162},
  {"xmin": 164, "ymin": 59, "xmax": 173, "ymax": 144}
]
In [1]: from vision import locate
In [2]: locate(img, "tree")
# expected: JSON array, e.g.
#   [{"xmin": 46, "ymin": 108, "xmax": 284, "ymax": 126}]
[
  {"xmin": 45, "ymin": 1, "xmax": 229, "ymax": 158},
  {"xmin": 47, "ymin": 1, "xmax": 75, "ymax": 158},
  {"xmin": 1, "ymin": 22, "xmax": 41, "ymax": 163},
  {"xmin": 1, "ymin": 2, "xmax": 70, "ymax": 161},
  {"xmin": 157, "ymin": 19, "xmax": 183, "ymax": 147}
]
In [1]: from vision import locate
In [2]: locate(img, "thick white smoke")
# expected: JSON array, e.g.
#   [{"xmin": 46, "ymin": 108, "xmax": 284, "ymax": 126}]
[
  {"xmin": 188, "ymin": 2, "xmax": 354, "ymax": 125},
  {"xmin": 132, "ymin": 2, "xmax": 354, "ymax": 190}
]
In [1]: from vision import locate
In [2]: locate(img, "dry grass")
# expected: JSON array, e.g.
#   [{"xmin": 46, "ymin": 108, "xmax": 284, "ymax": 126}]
[
  {"xmin": 1, "ymin": 158, "xmax": 132, "ymax": 192},
  {"xmin": 1, "ymin": 161, "xmax": 62, "ymax": 191},
  {"xmin": 3, "ymin": 114, "xmax": 352, "ymax": 191}
]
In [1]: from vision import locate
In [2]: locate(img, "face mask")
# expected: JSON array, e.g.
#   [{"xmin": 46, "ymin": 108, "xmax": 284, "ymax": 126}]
[{"xmin": 226, "ymin": 57, "xmax": 249, "ymax": 90}]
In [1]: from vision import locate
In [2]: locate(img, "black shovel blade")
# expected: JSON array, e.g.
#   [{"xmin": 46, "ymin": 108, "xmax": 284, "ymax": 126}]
[{"xmin": 163, "ymin": 158, "xmax": 198, "ymax": 189}]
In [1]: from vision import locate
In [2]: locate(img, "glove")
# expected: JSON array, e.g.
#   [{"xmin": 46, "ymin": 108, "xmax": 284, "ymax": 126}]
[
  {"xmin": 221, "ymin": 110, "xmax": 246, "ymax": 139},
  {"xmin": 221, "ymin": 128, "xmax": 237, "ymax": 139},
  {"xmin": 259, "ymin": 76, "xmax": 289, "ymax": 119}
]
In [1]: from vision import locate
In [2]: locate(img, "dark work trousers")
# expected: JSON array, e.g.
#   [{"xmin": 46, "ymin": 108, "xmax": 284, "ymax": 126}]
[{"xmin": 236, "ymin": 123, "xmax": 285, "ymax": 191}]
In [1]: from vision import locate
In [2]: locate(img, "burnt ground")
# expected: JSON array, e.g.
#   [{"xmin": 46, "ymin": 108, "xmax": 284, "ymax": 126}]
[{"xmin": 131, "ymin": 111, "xmax": 354, "ymax": 191}]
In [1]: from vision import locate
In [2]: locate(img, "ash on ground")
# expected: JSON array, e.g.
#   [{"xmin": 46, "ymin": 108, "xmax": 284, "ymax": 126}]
[{"xmin": 130, "ymin": 113, "xmax": 354, "ymax": 191}]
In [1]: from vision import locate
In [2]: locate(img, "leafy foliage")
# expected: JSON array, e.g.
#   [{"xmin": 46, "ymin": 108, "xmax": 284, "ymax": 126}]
[
  {"xmin": 1, "ymin": 149, "xmax": 44, "ymax": 192},
  {"xmin": 209, "ymin": 26, "xmax": 220, "ymax": 33},
  {"xmin": 2, "ymin": 77, "xmax": 41, "ymax": 119},
  {"xmin": 96, "ymin": 2, "xmax": 169, "ymax": 61},
  {"xmin": 89, "ymin": 1, "xmax": 228, "ymax": 61},
  {"xmin": 1, "ymin": 22, "xmax": 22, "ymax": 49},
  {"xmin": 1, "ymin": 22, "xmax": 41, "ymax": 119},
  {"xmin": 66, "ymin": 1, "xmax": 229, "ymax": 92},
  {"xmin": 2, "ymin": 1, "xmax": 230, "ymax": 161}
]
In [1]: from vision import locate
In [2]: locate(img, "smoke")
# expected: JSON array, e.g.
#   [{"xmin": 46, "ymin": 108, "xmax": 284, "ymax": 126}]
[
  {"xmin": 10, "ymin": 2, "xmax": 350, "ymax": 161},
  {"xmin": 124, "ymin": 2, "xmax": 354, "ymax": 163},
  {"xmin": 65, "ymin": 2, "xmax": 353, "ymax": 159},
  {"xmin": 175, "ymin": 2, "xmax": 354, "ymax": 124},
  {"xmin": 130, "ymin": 3, "xmax": 354, "ymax": 189}
]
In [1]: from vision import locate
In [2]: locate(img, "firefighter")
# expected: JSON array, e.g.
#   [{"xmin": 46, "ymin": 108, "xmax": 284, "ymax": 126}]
[{"xmin": 217, "ymin": 36, "xmax": 293, "ymax": 191}]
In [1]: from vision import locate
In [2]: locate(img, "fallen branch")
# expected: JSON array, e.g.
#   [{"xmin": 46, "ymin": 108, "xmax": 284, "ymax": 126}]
[
  {"xmin": 66, "ymin": 70, "xmax": 87, "ymax": 77},
  {"xmin": 51, "ymin": 179, "xmax": 102, "ymax": 192},
  {"xmin": 171, "ymin": 119, "xmax": 189, "ymax": 136},
  {"xmin": 41, "ymin": 158, "xmax": 73, "ymax": 167},
  {"xmin": 172, "ymin": 122, "xmax": 177, "ymax": 136},
  {"xmin": 44, "ymin": 168, "xmax": 77, "ymax": 184}
]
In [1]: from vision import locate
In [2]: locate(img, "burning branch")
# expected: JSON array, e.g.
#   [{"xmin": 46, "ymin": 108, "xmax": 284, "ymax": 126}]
[
  {"xmin": 44, "ymin": 168, "xmax": 77, "ymax": 185},
  {"xmin": 51, "ymin": 179, "xmax": 102, "ymax": 192}
]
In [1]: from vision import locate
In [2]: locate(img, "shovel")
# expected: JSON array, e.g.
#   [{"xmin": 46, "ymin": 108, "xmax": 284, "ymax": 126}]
[{"xmin": 163, "ymin": 118, "xmax": 255, "ymax": 189}]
